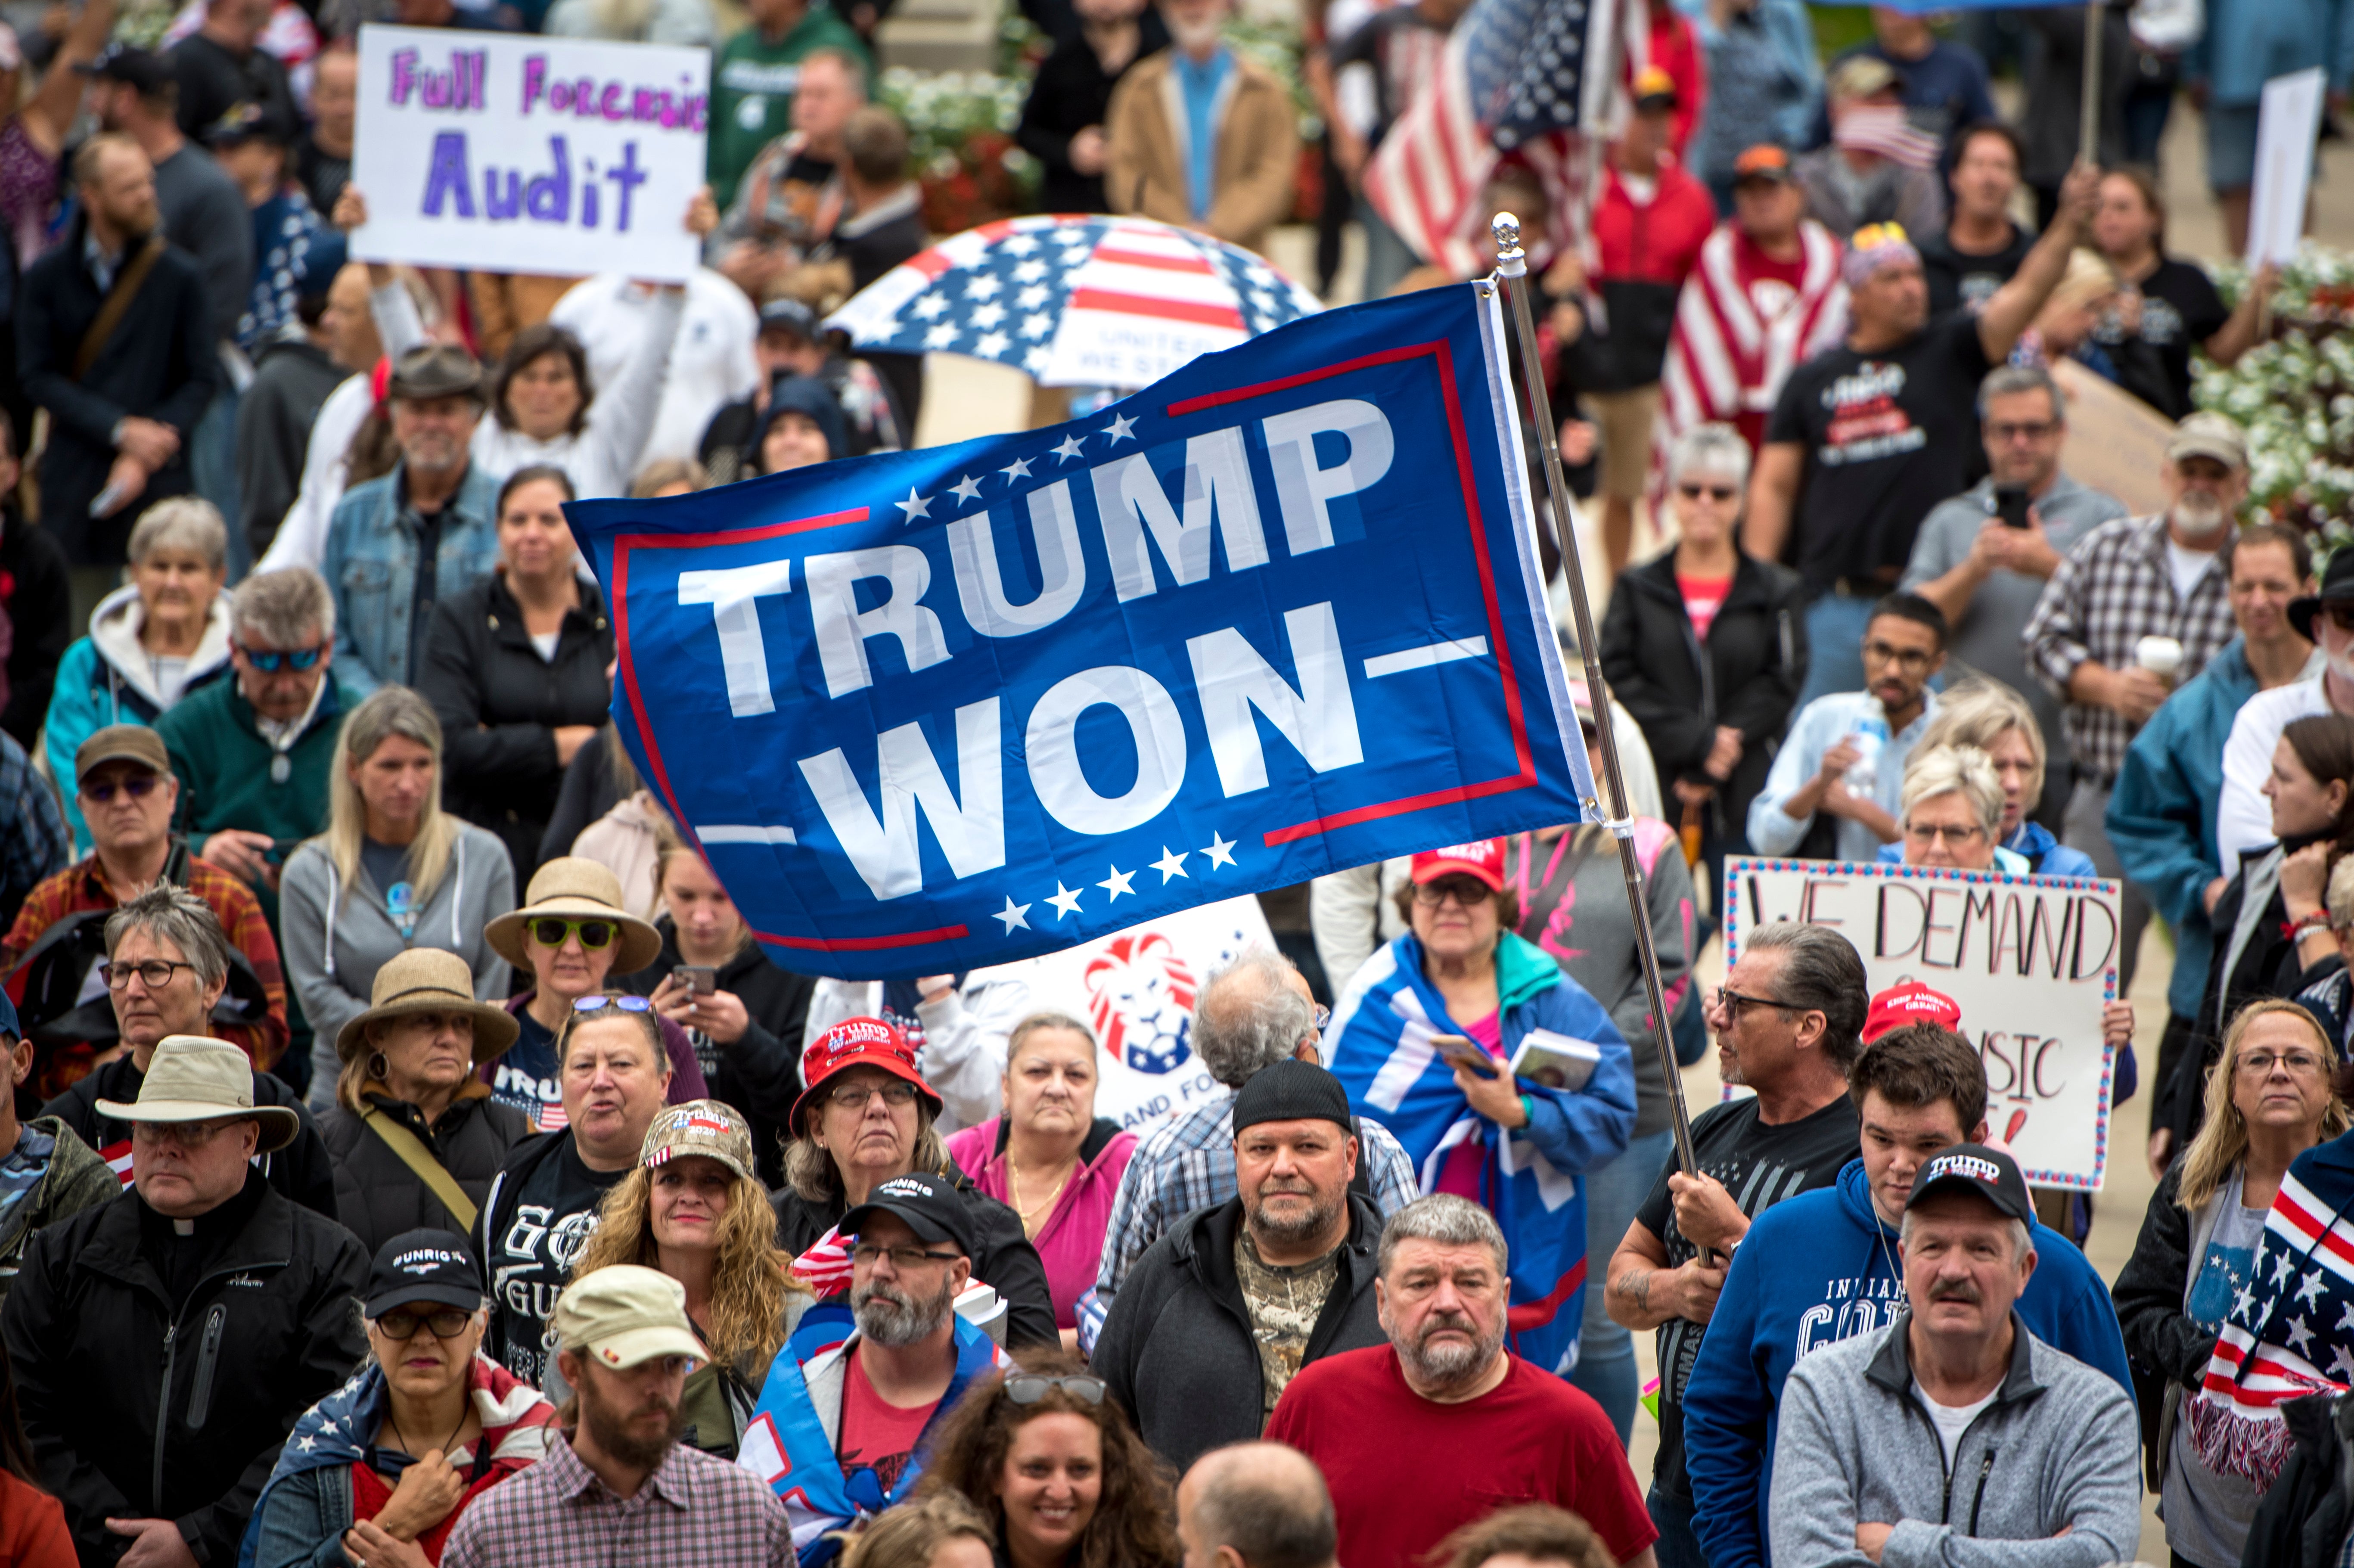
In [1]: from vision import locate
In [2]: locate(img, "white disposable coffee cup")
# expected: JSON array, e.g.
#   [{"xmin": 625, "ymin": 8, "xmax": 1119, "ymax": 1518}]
[{"xmin": 2137, "ymin": 635, "xmax": 2185, "ymax": 681}]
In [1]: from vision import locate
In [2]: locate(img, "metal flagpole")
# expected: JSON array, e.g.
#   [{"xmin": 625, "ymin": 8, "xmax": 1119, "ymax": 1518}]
[
  {"xmin": 2080, "ymin": 2, "xmax": 2102, "ymax": 163},
  {"xmin": 1490, "ymin": 211, "xmax": 1702, "ymax": 1180}
]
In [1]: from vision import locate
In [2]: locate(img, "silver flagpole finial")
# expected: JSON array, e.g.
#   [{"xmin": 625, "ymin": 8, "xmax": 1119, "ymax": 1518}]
[{"xmin": 1491, "ymin": 211, "xmax": 1527, "ymax": 279}]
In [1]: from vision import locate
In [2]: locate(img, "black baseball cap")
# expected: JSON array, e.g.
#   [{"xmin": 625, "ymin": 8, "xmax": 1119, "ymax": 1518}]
[
  {"xmin": 758, "ymin": 298, "xmax": 819, "ymax": 342},
  {"xmin": 1231, "ymin": 1058, "xmax": 1353, "ymax": 1136},
  {"xmin": 204, "ymin": 100, "xmax": 294, "ymax": 149},
  {"xmin": 841, "ymin": 1171, "xmax": 975, "ymax": 1258},
  {"xmin": 365, "ymin": 1228, "xmax": 487, "ymax": 1316},
  {"xmin": 1904, "ymin": 1143, "xmax": 2036, "ymax": 1227},
  {"xmin": 80, "ymin": 44, "xmax": 172, "ymax": 96}
]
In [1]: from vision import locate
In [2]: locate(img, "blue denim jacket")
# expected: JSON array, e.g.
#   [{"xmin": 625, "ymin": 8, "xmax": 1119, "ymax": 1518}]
[{"xmin": 323, "ymin": 461, "xmax": 502, "ymax": 696}]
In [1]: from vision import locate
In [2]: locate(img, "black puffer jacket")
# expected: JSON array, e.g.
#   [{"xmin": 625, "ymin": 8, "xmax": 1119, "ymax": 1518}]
[
  {"xmin": 1090, "ymin": 1191, "xmax": 1386, "ymax": 1471},
  {"xmin": 0, "ymin": 1175, "xmax": 367, "ymax": 1565},
  {"xmin": 316, "ymin": 1081, "xmax": 534, "ymax": 1256},
  {"xmin": 41, "ymin": 1053, "xmax": 341, "ymax": 1219},
  {"xmin": 772, "ymin": 1167, "xmax": 1059, "ymax": 1351},
  {"xmin": 617, "ymin": 922, "xmax": 814, "ymax": 1186},
  {"xmin": 416, "ymin": 571, "xmax": 616, "ymax": 886},
  {"xmin": 1599, "ymin": 549, "xmax": 1809, "ymax": 846}
]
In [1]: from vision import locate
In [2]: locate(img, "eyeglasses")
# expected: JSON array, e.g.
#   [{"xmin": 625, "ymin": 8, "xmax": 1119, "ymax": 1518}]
[
  {"xmin": 848, "ymin": 1241, "xmax": 960, "ymax": 1268},
  {"xmin": 1412, "ymin": 877, "xmax": 1494, "ymax": 907},
  {"xmin": 130, "ymin": 1117, "xmax": 242, "ymax": 1147},
  {"xmin": 1004, "ymin": 1372, "xmax": 1107, "ymax": 1407},
  {"xmin": 2238, "ymin": 1049, "xmax": 2326, "ymax": 1076},
  {"xmin": 373, "ymin": 1306, "xmax": 475, "ymax": 1340},
  {"xmin": 239, "ymin": 643, "xmax": 325, "ymax": 672},
  {"xmin": 1862, "ymin": 640, "xmax": 1935, "ymax": 671},
  {"xmin": 1677, "ymin": 482, "xmax": 1739, "ymax": 502},
  {"xmin": 829, "ymin": 1080, "xmax": 919, "ymax": 1109},
  {"xmin": 535, "ymin": 918, "xmax": 618, "ymax": 950},
  {"xmin": 81, "ymin": 774, "xmax": 158, "ymax": 804},
  {"xmin": 2325, "ymin": 603, "xmax": 2354, "ymax": 633},
  {"xmin": 101, "ymin": 958, "xmax": 196, "ymax": 990},
  {"xmin": 570, "ymin": 993, "xmax": 653, "ymax": 1016},
  {"xmin": 1986, "ymin": 419, "xmax": 2058, "ymax": 444},
  {"xmin": 1313, "ymin": 1005, "xmax": 1331, "ymax": 1031},
  {"xmin": 1714, "ymin": 985, "xmax": 1792, "ymax": 1019},
  {"xmin": 1905, "ymin": 822, "xmax": 1987, "ymax": 846}
]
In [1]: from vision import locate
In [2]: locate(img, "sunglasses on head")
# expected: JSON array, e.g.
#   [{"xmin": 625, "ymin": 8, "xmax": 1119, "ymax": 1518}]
[
  {"xmin": 1004, "ymin": 1372, "xmax": 1106, "ymax": 1407},
  {"xmin": 533, "ymin": 917, "xmax": 617, "ymax": 950},
  {"xmin": 81, "ymin": 774, "xmax": 158, "ymax": 804},
  {"xmin": 571, "ymin": 994, "xmax": 654, "ymax": 1015},
  {"xmin": 239, "ymin": 643, "xmax": 324, "ymax": 672}
]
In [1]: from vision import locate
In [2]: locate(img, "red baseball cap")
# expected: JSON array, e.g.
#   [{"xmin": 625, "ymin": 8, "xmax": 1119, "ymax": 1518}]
[
  {"xmin": 791, "ymin": 1016, "xmax": 942, "ymax": 1128},
  {"xmin": 1861, "ymin": 982, "xmax": 1963, "ymax": 1044},
  {"xmin": 1411, "ymin": 840, "xmax": 1507, "ymax": 892}
]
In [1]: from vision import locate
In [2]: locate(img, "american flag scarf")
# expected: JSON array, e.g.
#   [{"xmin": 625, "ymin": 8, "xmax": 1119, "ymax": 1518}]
[
  {"xmin": 1654, "ymin": 218, "xmax": 1848, "ymax": 463},
  {"xmin": 2189, "ymin": 1135, "xmax": 2354, "ymax": 1485}
]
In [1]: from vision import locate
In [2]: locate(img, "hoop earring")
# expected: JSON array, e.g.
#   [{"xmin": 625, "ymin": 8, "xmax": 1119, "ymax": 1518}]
[{"xmin": 367, "ymin": 1051, "xmax": 389, "ymax": 1082}]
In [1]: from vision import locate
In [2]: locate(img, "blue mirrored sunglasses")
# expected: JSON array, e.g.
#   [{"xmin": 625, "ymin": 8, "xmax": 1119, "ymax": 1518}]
[{"xmin": 241, "ymin": 645, "xmax": 325, "ymax": 672}]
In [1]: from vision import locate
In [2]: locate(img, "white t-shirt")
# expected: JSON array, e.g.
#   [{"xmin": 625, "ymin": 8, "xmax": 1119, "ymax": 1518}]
[
  {"xmin": 548, "ymin": 270, "xmax": 759, "ymax": 467},
  {"xmin": 2165, "ymin": 537, "xmax": 2218, "ymax": 602},
  {"xmin": 529, "ymin": 630, "xmax": 560, "ymax": 663},
  {"xmin": 1911, "ymin": 1378, "xmax": 1999, "ymax": 1469}
]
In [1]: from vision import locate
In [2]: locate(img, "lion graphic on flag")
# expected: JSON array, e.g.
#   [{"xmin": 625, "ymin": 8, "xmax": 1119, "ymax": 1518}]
[{"xmin": 1083, "ymin": 933, "xmax": 1198, "ymax": 1075}]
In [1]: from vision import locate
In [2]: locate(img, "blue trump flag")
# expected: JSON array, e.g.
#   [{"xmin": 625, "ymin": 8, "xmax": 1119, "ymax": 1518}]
[{"xmin": 567, "ymin": 281, "xmax": 1596, "ymax": 980}]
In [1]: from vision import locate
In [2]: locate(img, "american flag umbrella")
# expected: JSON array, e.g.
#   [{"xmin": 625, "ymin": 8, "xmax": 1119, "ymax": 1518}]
[{"xmin": 825, "ymin": 214, "xmax": 1322, "ymax": 390}]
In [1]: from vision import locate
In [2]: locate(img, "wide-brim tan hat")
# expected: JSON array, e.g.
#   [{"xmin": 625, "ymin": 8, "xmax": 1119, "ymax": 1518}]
[
  {"xmin": 95, "ymin": 1035, "xmax": 300, "ymax": 1153},
  {"xmin": 335, "ymin": 947, "xmax": 522, "ymax": 1066},
  {"xmin": 485, "ymin": 857, "xmax": 663, "ymax": 975}
]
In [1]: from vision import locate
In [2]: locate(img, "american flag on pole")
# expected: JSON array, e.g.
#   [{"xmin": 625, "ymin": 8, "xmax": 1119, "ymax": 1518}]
[{"xmin": 1361, "ymin": 0, "xmax": 1636, "ymax": 278}]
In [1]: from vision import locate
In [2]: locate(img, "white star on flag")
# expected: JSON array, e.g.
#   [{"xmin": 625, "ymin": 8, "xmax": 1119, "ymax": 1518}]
[
  {"xmin": 894, "ymin": 487, "xmax": 931, "ymax": 524},
  {"xmin": 2288, "ymin": 1314, "xmax": 2318, "ymax": 1356},
  {"xmin": 2298, "ymin": 1269, "xmax": 2329, "ymax": 1308},
  {"xmin": 911, "ymin": 294, "xmax": 949, "ymax": 320},
  {"xmin": 924, "ymin": 322, "xmax": 958, "ymax": 349},
  {"xmin": 1022, "ymin": 312, "xmax": 1054, "ymax": 339},
  {"xmin": 1151, "ymin": 846, "xmax": 1189, "ymax": 882},
  {"xmin": 1099, "ymin": 864, "xmax": 1137, "ymax": 900},
  {"xmin": 1013, "ymin": 259, "xmax": 1049, "ymax": 283},
  {"xmin": 1000, "ymin": 456, "xmax": 1034, "ymax": 481},
  {"xmin": 1000, "ymin": 235, "xmax": 1037, "ymax": 256},
  {"xmin": 974, "ymin": 330, "xmax": 1012, "ymax": 358},
  {"xmin": 994, "ymin": 897, "xmax": 1031, "ymax": 934},
  {"xmin": 950, "ymin": 474, "xmax": 984, "ymax": 504},
  {"xmin": 969, "ymin": 302, "xmax": 1007, "ymax": 329},
  {"xmin": 1202, "ymin": 831, "xmax": 1237, "ymax": 869},
  {"xmin": 1052, "ymin": 434, "xmax": 1087, "ymax": 463},
  {"xmin": 1025, "ymin": 347, "xmax": 1051, "ymax": 373},
  {"xmin": 1019, "ymin": 283, "xmax": 1050, "ymax": 307},
  {"xmin": 1047, "ymin": 882, "xmax": 1084, "ymax": 919},
  {"xmin": 966, "ymin": 276, "xmax": 1003, "ymax": 301},
  {"xmin": 1102, "ymin": 413, "xmax": 1137, "ymax": 444},
  {"xmin": 2335, "ymin": 1344, "xmax": 2354, "ymax": 1384}
]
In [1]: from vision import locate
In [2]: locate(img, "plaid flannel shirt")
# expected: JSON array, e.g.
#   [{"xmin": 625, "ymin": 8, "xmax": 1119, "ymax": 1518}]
[
  {"xmin": 0, "ymin": 732, "xmax": 68, "ymax": 934},
  {"xmin": 442, "ymin": 1434, "xmax": 793, "ymax": 1568},
  {"xmin": 1075, "ymin": 1089, "xmax": 1422, "ymax": 1350},
  {"xmin": 0, "ymin": 839, "xmax": 290, "ymax": 1068},
  {"xmin": 2022, "ymin": 512, "xmax": 2237, "ymax": 788}
]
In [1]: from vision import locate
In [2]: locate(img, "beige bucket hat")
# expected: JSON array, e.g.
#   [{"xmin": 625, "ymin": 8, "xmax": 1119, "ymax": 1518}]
[
  {"xmin": 334, "ymin": 947, "xmax": 522, "ymax": 1066},
  {"xmin": 95, "ymin": 1035, "xmax": 300, "ymax": 1153},
  {"xmin": 484, "ymin": 857, "xmax": 663, "ymax": 975}
]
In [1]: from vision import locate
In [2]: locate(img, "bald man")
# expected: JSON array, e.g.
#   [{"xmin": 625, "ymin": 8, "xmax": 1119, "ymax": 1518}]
[{"xmin": 1179, "ymin": 1443, "xmax": 1338, "ymax": 1568}]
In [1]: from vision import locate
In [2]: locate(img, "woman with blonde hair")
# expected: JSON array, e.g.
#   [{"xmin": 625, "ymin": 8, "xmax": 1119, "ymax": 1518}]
[
  {"xmin": 566, "ymin": 1098, "xmax": 811, "ymax": 1459},
  {"xmin": 838, "ymin": 1490, "xmax": 994, "ymax": 1568},
  {"xmin": 1889, "ymin": 677, "xmax": 2095, "ymax": 876},
  {"xmin": 281, "ymin": 686, "xmax": 517, "ymax": 1110},
  {"xmin": 2115, "ymin": 997, "xmax": 2348, "ymax": 1568}
]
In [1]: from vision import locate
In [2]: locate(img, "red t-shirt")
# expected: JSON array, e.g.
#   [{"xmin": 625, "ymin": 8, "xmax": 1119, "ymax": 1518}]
[
  {"xmin": 838, "ymin": 1345, "xmax": 941, "ymax": 1498},
  {"xmin": 1264, "ymin": 1347, "xmax": 1657, "ymax": 1568},
  {"xmin": 1678, "ymin": 573, "xmax": 1733, "ymax": 641}
]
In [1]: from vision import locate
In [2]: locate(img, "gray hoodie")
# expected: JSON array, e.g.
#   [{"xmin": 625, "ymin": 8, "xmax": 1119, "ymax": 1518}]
[
  {"xmin": 278, "ymin": 824, "xmax": 516, "ymax": 1108},
  {"xmin": 1770, "ymin": 1311, "xmax": 2141, "ymax": 1568}
]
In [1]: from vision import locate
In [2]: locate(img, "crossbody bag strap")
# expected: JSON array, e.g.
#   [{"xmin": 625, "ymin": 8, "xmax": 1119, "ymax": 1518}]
[
  {"xmin": 75, "ymin": 233, "xmax": 168, "ymax": 380},
  {"xmin": 361, "ymin": 1106, "xmax": 479, "ymax": 1232}
]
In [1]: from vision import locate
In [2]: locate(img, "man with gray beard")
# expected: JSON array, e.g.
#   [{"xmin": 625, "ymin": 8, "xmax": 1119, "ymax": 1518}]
[
  {"xmin": 1093, "ymin": 1060, "xmax": 1387, "ymax": 1471},
  {"xmin": 1265, "ymin": 1194, "xmax": 1658, "ymax": 1568},
  {"xmin": 783, "ymin": 1171, "xmax": 1003, "ymax": 1515},
  {"xmin": 2024, "ymin": 408, "xmax": 2248, "ymax": 991}
]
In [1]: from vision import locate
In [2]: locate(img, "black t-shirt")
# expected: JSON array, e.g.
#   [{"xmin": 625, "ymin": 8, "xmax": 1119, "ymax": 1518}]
[
  {"xmin": 168, "ymin": 32, "xmax": 300, "ymax": 145},
  {"xmin": 2094, "ymin": 256, "xmax": 2230, "ymax": 420},
  {"xmin": 1919, "ymin": 222, "xmax": 2035, "ymax": 317},
  {"xmin": 1767, "ymin": 314, "xmax": 1992, "ymax": 591},
  {"xmin": 1636, "ymin": 1093, "xmax": 1860, "ymax": 1502},
  {"xmin": 408, "ymin": 495, "xmax": 447, "ymax": 676},
  {"xmin": 488, "ymin": 1136, "xmax": 625, "ymax": 1385},
  {"xmin": 295, "ymin": 135, "xmax": 351, "ymax": 220}
]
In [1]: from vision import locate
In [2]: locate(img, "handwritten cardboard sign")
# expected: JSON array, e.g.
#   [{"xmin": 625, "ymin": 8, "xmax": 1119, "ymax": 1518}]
[
  {"xmin": 1722, "ymin": 856, "xmax": 2123, "ymax": 1191},
  {"xmin": 351, "ymin": 25, "xmax": 708, "ymax": 283}
]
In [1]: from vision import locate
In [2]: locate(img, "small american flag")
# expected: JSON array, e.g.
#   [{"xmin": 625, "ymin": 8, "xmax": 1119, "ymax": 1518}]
[
  {"xmin": 1362, "ymin": 0, "xmax": 1638, "ymax": 277},
  {"xmin": 792, "ymin": 1224, "xmax": 856, "ymax": 1296}
]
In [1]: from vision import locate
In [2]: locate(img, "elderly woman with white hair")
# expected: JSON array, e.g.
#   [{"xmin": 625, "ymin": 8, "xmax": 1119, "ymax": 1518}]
[
  {"xmin": 1875, "ymin": 677, "xmax": 2097, "ymax": 876},
  {"xmin": 1600, "ymin": 422, "xmax": 1809, "ymax": 904},
  {"xmin": 44, "ymin": 497, "xmax": 234, "ymax": 851}
]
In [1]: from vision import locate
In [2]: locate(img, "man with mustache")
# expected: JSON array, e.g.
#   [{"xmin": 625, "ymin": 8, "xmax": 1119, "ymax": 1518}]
[
  {"xmin": 1093, "ymin": 1059, "xmax": 1388, "ymax": 1471},
  {"xmin": 442, "ymin": 1265, "xmax": 795, "ymax": 1567},
  {"xmin": 1266, "ymin": 1195, "xmax": 1657, "ymax": 1568},
  {"xmin": 2024, "ymin": 409, "xmax": 2248, "ymax": 993},
  {"xmin": 1767, "ymin": 1143, "xmax": 2141, "ymax": 1568}
]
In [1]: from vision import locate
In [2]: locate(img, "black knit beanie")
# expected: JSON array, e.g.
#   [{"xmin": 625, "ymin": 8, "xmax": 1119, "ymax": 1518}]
[{"xmin": 1230, "ymin": 1058, "xmax": 1354, "ymax": 1135}]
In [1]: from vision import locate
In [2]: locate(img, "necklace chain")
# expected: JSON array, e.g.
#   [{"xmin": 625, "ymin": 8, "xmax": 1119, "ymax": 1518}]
[
  {"xmin": 1006, "ymin": 1146, "xmax": 1078, "ymax": 1231},
  {"xmin": 386, "ymin": 1397, "xmax": 470, "ymax": 1462}
]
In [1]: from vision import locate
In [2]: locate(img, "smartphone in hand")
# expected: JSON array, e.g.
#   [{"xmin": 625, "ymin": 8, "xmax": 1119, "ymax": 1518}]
[
  {"xmin": 1433, "ymin": 1034, "xmax": 1500, "ymax": 1079},
  {"xmin": 677, "ymin": 965, "xmax": 717, "ymax": 996}
]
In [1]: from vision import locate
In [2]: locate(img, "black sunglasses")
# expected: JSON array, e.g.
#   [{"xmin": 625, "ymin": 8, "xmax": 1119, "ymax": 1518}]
[
  {"xmin": 534, "ymin": 917, "xmax": 618, "ymax": 950},
  {"xmin": 82, "ymin": 774, "xmax": 159, "ymax": 804}
]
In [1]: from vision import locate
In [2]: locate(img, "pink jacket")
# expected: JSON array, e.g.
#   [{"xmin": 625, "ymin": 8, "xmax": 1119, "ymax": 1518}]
[{"xmin": 944, "ymin": 1116, "xmax": 1137, "ymax": 1331}]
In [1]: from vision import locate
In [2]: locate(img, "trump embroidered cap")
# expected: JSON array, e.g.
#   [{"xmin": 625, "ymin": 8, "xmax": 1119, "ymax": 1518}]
[
  {"xmin": 640, "ymin": 1098, "xmax": 756, "ymax": 1182},
  {"xmin": 552, "ymin": 1265, "xmax": 705, "ymax": 1370},
  {"xmin": 793, "ymin": 1015, "xmax": 943, "ymax": 1127},
  {"xmin": 1905, "ymin": 1143, "xmax": 2035, "ymax": 1227},
  {"xmin": 839, "ymin": 1170, "xmax": 976, "ymax": 1260},
  {"xmin": 365, "ymin": 1229, "xmax": 485, "ymax": 1317},
  {"xmin": 1860, "ymin": 981, "xmax": 1963, "ymax": 1044},
  {"xmin": 1410, "ymin": 840, "xmax": 1507, "ymax": 893}
]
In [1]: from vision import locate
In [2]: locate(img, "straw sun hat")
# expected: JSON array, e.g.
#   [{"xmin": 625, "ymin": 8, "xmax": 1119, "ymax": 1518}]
[
  {"xmin": 484, "ymin": 857, "xmax": 663, "ymax": 975},
  {"xmin": 334, "ymin": 947, "xmax": 523, "ymax": 1065}
]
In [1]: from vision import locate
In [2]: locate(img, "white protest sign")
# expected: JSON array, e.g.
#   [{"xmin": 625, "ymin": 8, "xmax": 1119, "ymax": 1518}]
[
  {"xmin": 2248, "ymin": 66, "xmax": 2326, "ymax": 267},
  {"xmin": 1010, "ymin": 895, "xmax": 1274, "ymax": 1136},
  {"xmin": 351, "ymin": 25, "xmax": 707, "ymax": 283},
  {"xmin": 1722, "ymin": 856, "xmax": 2123, "ymax": 1191}
]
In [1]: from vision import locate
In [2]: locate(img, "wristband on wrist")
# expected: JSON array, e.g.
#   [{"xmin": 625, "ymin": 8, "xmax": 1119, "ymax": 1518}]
[
  {"xmin": 2291, "ymin": 910, "xmax": 2333, "ymax": 936},
  {"xmin": 1518, "ymin": 1093, "xmax": 1536, "ymax": 1127}
]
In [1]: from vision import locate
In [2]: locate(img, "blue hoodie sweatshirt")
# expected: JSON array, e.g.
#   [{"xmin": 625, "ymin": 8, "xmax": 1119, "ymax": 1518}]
[{"xmin": 1680, "ymin": 1156, "xmax": 2135, "ymax": 1568}]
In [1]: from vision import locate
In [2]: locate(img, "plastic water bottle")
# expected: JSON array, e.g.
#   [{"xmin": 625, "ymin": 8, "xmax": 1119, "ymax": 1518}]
[{"xmin": 1845, "ymin": 711, "xmax": 1890, "ymax": 794}]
